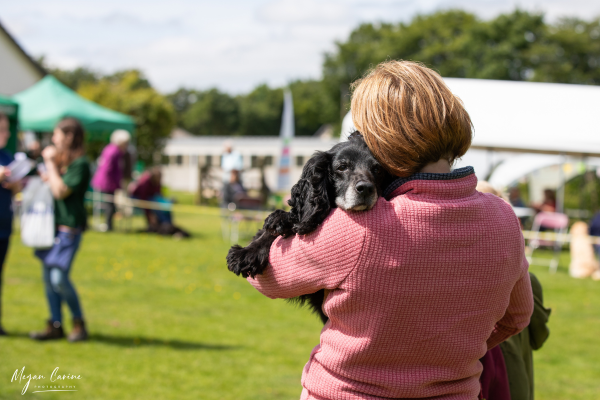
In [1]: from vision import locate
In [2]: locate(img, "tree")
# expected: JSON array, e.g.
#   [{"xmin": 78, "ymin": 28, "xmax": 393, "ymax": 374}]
[
  {"xmin": 289, "ymin": 79, "xmax": 337, "ymax": 136},
  {"xmin": 49, "ymin": 66, "xmax": 99, "ymax": 91},
  {"xmin": 237, "ymin": 84, "xmax": 283, "ymax": 136},
  {"xmin": 78, "ymin": 70, "xmax": 176, "ymax": 165},
  {"xmin": 180, "ymin": 89, "xmax": 239, "ymax": 136},
  {"xmin": 322, "ymin": 9, "xmax": 600, "ymax": 121}
]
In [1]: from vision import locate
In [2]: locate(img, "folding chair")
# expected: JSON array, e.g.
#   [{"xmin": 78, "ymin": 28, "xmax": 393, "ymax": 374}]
[
  {"xmin": 526, "ymin": 211, "xmax": 569, "ymax": 273},
  {"xmin": 221, "ymin": 195, "xmax": 265, "ymax": 244}
]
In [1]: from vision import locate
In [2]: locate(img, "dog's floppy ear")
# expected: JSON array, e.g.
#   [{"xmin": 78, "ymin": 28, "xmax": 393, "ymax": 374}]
[{"xmin": 288, "ymin": 151, "xmax": 334, "ymax": 235}]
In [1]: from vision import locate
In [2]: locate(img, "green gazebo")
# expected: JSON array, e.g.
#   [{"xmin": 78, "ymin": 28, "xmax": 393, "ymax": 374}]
[
  {"xmin": 0, "ymin": 95, "xmax": 19, "ymax": 153},
  {"xmin": 13, "ymin": 75, "xmax": 135, "ymax": 139}
]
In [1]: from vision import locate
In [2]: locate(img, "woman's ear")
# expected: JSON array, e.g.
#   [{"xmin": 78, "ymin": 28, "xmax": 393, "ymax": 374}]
[{"xmin": 289, "ymin": 151, "xmax": 334, "ymax": 235}]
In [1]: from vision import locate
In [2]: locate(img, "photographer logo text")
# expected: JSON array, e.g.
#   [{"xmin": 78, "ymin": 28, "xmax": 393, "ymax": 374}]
[{"xmin": 11, "ymin": 367, "xmax": 81, "ymax": 395}]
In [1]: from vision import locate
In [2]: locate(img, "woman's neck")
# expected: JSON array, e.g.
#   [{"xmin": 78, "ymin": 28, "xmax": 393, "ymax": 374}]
[{"xmin": 420, "ymin": 159, "xmax": 451, "ymax": 174}]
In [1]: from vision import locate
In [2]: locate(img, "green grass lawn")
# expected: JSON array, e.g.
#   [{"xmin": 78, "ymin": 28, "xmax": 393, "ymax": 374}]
[{"xmin": 1, "ymin": 209, "xmax": 599, "ymax": 399}]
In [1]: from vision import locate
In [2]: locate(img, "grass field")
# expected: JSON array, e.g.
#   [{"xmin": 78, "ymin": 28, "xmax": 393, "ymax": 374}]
[{"xmin": 1, "ymin": 207, "xmax": 599, "ymax": 399}]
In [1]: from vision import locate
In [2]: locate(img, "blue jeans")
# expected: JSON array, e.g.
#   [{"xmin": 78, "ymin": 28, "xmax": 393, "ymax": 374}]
[{"xmin": 36, "ymin": 231, "xmax": 83, "ymax": 323}]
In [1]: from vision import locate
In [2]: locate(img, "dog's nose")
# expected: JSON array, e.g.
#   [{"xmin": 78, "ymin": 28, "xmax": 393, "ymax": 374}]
[{"xmin": 355, "ymin": 181, "xmax": 374, "ymax": 196}]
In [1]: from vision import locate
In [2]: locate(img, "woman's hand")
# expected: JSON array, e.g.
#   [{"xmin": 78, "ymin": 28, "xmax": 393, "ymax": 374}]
[
  {"xmin": 0, "ymin": 166, "xmax": 9, "ymax": 182},
  {"xmin": 42, "ymin": 145, "xmax": 58, "ymax": 163}
]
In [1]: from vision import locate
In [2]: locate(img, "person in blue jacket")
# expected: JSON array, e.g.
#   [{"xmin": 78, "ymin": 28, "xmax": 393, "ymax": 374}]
[{"xmin": 0, "ymin": 112, "xmax": 22, "ymax": 336}]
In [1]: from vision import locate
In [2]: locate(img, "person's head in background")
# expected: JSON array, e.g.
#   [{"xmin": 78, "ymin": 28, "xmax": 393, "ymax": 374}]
[
  {"xmin": 543, "ymin": 189, "xmax": 556, "ymax": 204},
  {"xmin": 110, "ymin": 129, "xmax": 131, "ymax": 152},
  {"xmin": 223, "ymin": 140, "xmax": 233, "ymax": 154},
  {"xmin": 27, "ymin": 140, "xmax": 41, "ymax": 159},
  {"xmin": 149, "ymin": 166, "xmax": 162, "ymax": 186},
  {"xmin": 0, "ymin": 113, "xmax": 9, "ymax": 150},
  {"xmin": 351, "ymin": 60, "xmax": 472, "ymax": 177},
  {"xmin": 509, "ymin": 187, "xmax": 521, "ymax": 201},
  {"xmin": 53, "ymin": 117, "xmax": 85, "ymax": 168},
  {"xmin": 229, "ymin": 169, "xmax": 241, "ymax": 184}
]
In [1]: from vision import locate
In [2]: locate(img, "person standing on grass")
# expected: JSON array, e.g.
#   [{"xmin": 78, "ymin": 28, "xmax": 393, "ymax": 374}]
[
  {"xmin": 30, "ymin": 117, "xmax": 90, "ymax": 342},
  {"xmin": 0, "ymin": 112, "xmax": 22, "ymax": 336},
  {"xmin": 91, "ymin": 129, "xmax": 131, "ymax": 232},
  {"xmin": 247, "ymin": 61, "xmax": 533, "ymax": 400}
]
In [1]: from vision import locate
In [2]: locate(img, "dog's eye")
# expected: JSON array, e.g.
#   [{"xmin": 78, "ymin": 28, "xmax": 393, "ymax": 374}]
[
  {"xmin": 372, "ymin": 166, "xmax": 381, "ymax": 174},
  {"xmin": 336, "ymin": 164, "xmax": 348, "ymax": 172}
]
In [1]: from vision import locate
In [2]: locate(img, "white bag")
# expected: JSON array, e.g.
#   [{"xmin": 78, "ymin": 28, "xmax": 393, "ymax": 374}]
[{"xmin": 21, "ymin": 177, "xmax": 55, "ymax": 248}]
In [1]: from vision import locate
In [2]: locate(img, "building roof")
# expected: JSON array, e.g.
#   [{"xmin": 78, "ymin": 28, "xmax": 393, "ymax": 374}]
[
  {"xmin": 0, "ymin": 19, "xmax": 46, "ymax": 78},
  {"xmin": 443, "ymin": 78, "xmax": 600, "ymax": 157}
]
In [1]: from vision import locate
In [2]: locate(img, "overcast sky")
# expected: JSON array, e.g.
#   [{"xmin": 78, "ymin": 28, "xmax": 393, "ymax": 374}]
[{"xmin": 2, "ymin": 0, "xmax": 599, "ymax": 94}]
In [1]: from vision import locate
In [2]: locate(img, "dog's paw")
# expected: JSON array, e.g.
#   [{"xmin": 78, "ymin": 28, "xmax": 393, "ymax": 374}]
[
  {"xmin": 264, "ymin": 210, "xmax": 295, "ymax": 237},
  {"xmin": 226, "ymin": 245, "xmax": 268, "ymax": 278}
]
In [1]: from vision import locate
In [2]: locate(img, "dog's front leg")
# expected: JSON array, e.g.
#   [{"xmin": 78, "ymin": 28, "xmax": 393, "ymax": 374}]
[{"xmin": 226, "ymin": 229, "xmax": 277, "ymax": 278}]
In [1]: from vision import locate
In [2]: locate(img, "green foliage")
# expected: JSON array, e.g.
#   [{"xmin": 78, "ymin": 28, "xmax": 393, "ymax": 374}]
[
  {"xmin": 237, "ymin": 84, "xmax": 283, "ymax": 136},
  {"xmin": 323, "ymin": 9, "xmax": 600, "ymax": 120},
  {"xmin": 288, "ymin": 79, "xmax": 337, "ymax": 136},
  {"xmin": 77, "ymin": 70, "xmax": 176, "ymax": 165},
  {"xmin": 181, "ymin": 89, "xmax": 239, "ymax": 136},
  {"xmin": 49, "ymin": 66, "xmax": 99, "ymax": 90}
]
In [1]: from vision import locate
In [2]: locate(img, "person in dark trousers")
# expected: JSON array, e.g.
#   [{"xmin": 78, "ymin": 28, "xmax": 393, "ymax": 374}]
[
  {"xmin": 91, "ymin": 129, "xmax": 130, "ymax": 231},
  {"xmin": 29, "ymin": 117, "xmax": 91, "ymax": 342},
  {"xmin": 0, "ymin": 112, "xmax": 22, "ymax": 336}
]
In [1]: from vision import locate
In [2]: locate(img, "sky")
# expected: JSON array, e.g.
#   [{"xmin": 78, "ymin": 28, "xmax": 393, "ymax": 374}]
[{"xmin": 2, "ymin": 0, "xmax": 599, "ymax": 94}]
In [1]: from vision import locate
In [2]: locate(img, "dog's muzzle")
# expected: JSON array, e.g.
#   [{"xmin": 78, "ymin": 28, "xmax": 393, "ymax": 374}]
[{"xmin": 336, "ymin": 180, "xmax": 379, "ymax": 211}]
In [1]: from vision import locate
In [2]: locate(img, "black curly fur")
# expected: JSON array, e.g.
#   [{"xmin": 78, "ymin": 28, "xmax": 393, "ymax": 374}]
[{"xmin": 226, "ymin": 133, "xmax": 390, "ymax": 324}]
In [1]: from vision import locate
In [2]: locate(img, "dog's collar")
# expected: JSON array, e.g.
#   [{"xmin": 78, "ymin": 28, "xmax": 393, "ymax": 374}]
[{"xmin": 383, "ymin": 166, "xmax": 475, "ymax": 200}]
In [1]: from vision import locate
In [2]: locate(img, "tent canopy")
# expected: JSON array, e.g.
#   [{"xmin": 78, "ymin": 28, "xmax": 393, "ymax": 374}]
[
  {"xmin": 443, "ymin": 78, "xmax": 600, "ymax": 157},
  {"xmin": 0, "ymin": 94, "xmax": 18, "ymax": 153},
  {"xmin": 13, "ymin": 75, "xmax": 135, "ymax": 139},
  {"xmin": 342, "ymin": 78, "xmax": 600, "ymax": 157}
]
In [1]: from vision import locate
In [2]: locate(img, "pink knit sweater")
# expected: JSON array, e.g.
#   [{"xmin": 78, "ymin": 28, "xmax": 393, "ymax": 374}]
[{"xmin": 248, "ymin": 168, "xmax": 533, "ymax": 400}]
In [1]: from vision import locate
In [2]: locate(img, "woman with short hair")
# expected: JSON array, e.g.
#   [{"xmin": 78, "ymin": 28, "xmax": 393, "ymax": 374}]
[
  {"xmin": 30, "ymin": 117, "xmax": 91, "ymax": 342},
  {"xmin": 91, "ymin": 129, "xmax": 131, "ymax": 231},
  {"xmin": 247, "ymin": 61, "xmax": 533, "ymax": 400}
]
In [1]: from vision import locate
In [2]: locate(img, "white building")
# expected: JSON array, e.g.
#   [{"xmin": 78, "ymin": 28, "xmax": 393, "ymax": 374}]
[
  {"xmin": 162, "ymin": 135, "xmax": 339, "ymax": 193},
  {"xmin": 0, "ymin": 21, "xmax": 45, "ymax": 96}
]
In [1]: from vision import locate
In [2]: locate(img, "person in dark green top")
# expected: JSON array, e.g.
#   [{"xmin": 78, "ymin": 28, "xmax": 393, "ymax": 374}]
[
  {"xmin": 30, "ymin": 117, "xmax": 90, "ymax": 342},
  {"xmin": 500, "ymin": 272, "xmax": 551, "ymax": 400}
]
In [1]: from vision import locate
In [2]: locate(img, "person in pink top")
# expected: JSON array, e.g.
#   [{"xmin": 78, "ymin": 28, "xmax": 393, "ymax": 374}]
[
  {"xmin": 247, "ymin": 61, "xmax": 533, "ymax": 400},
  {"xmin": 91, "ymin": 129, "xmax": 130, "ymax": 231}
]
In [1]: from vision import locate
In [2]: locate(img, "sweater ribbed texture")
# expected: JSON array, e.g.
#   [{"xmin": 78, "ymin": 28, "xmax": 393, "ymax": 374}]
[{"xmin": 248, "ymin": 172, "xmax": 533, "ymax": 400}]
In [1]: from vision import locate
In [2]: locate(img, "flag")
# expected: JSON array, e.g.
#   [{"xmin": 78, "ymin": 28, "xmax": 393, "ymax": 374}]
[{"xmin": 277, "ymin": 89, "xmax": 295, "ymax": 190}]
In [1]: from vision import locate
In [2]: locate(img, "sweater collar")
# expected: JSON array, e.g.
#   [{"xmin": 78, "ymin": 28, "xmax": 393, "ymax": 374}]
[{"xmin": 384, "ymin": 166, "xmax": 477, "ymax": 200}]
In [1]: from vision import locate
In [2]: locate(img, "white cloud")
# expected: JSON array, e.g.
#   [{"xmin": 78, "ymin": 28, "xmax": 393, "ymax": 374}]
[
  {"xmin": 257, "ymin": 0, "xmax": 352, "ymax": 25},
  {"xmin": 2, "ymin": 0, "xmax": 599, "ymax": 94}
]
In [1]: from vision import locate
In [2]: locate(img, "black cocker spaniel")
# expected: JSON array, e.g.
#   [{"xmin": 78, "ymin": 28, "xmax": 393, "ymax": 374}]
[{"xmin": 226, "ymin": 133, "xmax": 392, "ymax": 323}]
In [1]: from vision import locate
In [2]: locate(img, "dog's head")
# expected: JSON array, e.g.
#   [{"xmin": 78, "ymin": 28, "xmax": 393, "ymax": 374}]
[{"xmin": 288, "ymin": 132, "xmax": 391, "ymax": 235}]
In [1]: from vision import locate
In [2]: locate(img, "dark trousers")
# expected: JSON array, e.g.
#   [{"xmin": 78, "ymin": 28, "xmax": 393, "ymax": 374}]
[
  {"xmin": 0, "ymin": 237, "xmax": 9, "ymax": 325},
  {"xmin": 102, "ymin": 191, "xmax": 116, "ymax": 230}
]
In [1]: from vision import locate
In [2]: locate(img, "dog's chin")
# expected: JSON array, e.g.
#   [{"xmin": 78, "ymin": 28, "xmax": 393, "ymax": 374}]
[{"xmin": 335, "ymin": 196, "xmax": 378, "ymax": 211}]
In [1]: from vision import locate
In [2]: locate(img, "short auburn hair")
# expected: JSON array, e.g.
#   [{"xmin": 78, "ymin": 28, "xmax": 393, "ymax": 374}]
[{"xmin": 351, "ymin": 60, "xmax": 472, "ymax": 177}]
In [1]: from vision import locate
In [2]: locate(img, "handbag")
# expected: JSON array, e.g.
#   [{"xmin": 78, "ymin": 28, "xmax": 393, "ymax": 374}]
[{"xmin": 21, "ymin": 177, "xmax": 55, "ymax": 248}]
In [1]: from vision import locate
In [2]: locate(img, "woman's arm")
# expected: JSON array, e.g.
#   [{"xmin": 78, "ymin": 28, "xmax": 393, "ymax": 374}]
[
  {"xmin": 42, "ymin": 146, "xmax": 71, "ymax": 200},
  {"xmin": 486, "ymin": 254, "xmax": 534, "ymax": 349},
  {"xmin": 247, "ymin": 208, "xmax": 368, "ymax": 299}
]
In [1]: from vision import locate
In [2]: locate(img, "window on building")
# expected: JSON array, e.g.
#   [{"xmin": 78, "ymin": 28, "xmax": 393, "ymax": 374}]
[
  {"xmin": 296, "ymin": 155, "xmax": 304, "ymax": 166},
  {"xmin": 264, "ymin": 155, "xmax": 273, "ymax": 166},
  {"xmin": 161, "ymin": 155, "xmax": 169, "ymax": 165},
  {"xmin": 251, "ymin": 155, "xmax": 258, "ymax": 168},
  {"xmin": 176, "ymin": 155, "xmax": 183, "ymax": 165},
  {"xmin": 206, "ymin": 155, "xmax": 213, "ymax": 167}
]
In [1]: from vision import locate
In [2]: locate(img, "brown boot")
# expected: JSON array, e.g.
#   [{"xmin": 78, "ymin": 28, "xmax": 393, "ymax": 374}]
[
  {"xmin": 30, "ymin": 320, "xmax": 65, "ymax": 340},
  {"xmin": 68, "ymin": 318, "xmax": 88, "ymax": 342}
]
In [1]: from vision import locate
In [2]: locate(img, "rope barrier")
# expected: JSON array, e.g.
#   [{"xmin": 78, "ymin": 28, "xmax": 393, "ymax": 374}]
[
  {"xmin": 85, "ymin": 192, "xmax": 269, "ymax": 219},
  {"xmin": 85, "ymin": 192, "xmax": 600, "ymax": 244}
]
